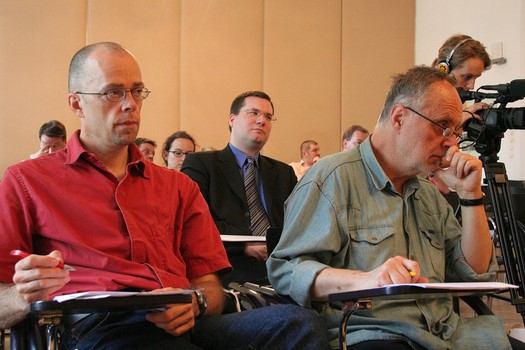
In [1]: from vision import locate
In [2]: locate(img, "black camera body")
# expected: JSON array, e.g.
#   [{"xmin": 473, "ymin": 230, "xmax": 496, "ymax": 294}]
[{"xmin": 459, "ymin": 80, "xmax": 525, "ymax": 160}]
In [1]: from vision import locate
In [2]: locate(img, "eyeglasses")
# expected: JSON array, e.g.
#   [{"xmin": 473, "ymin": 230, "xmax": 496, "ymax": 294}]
[
  {"xmin": 76, "ymin": 87, "xmax": 151, "ymax": 102},
  {"xmin": 403, "ymin": 106, "xmax": 463, "ymax": 142},
  {"xmin": 168, "ymin": 149, "xmax": 193, "ymax": 158},
  {"xmin": 239, "ymin": 109, "xmax": 277, "ymax": 123}
]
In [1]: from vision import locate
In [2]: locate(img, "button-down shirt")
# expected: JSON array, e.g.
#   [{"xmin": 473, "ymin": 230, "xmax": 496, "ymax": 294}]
[
  {"xmin": 268, "ymin": 137, "xmax": 509, "ymax": 349},
  {"xmin": 0, "ymin": 130, "xmax": 231, "ymax": 295},
  {"xmin": 288, "ymin": 160, "xmax": 311, "ymax": 180}
]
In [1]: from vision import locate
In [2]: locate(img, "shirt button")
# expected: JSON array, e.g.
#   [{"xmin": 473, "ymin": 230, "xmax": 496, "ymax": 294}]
[{"xmin": 244, "ymin": 212, "xmax": 250, "ymax": 218}]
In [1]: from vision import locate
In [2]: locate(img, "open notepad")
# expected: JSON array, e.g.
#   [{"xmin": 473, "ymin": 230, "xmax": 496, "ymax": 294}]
[
  {"xmin": 53, "ymin": 290, "xmax": 195, "ymax": 303},
  {"xmin": 220, "ymin": 235, "xmax": 266, "ymax": 242},
  {"xmin": 329, "ymin": 282, "xmax": 518, "ymax": 303},
  {"xmin": 392, "ymin": 282, "xmax": 518, "ymax": 290}
]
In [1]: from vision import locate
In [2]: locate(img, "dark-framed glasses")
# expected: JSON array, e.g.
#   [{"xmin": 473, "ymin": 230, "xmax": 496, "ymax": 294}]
[
  {"xmin": 168, "ymin": 149, "xmax": 193, "ymax": 158},
  {"xmin": 403, "ymin": 106, "xmax": 463, "ymax": 143},
  {"xmin": 240, "ymin": 108, "xmax": 277, "ymax": 123},
  {"xmin": 76, "ymin": 87, "xmax": 151, "ymax": 102}
]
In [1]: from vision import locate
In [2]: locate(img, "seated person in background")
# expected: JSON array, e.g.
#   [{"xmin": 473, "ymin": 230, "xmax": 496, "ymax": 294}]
[
  {"xmin": 135, "ymin": 137, "xmax": 157, "ymax": 162},
  {"xmin": 268, "ymin": 66, "xmax": 513, "ymax": 349},
  {"xmin": 289, "ymin": 140, "xmax": 321, "ymax": 180},
  {"xmin": 201, "ymin": 145, "xmax": 217, "ymax": 152},
  {"xmin": 29, "ymin": 119, "xmax": 67, "ymax": 159},
  {"xmin": 182, "ymin": 91, "xmax": 297, "ymax": 287},
  {"xmin": 162, "ymin": 130, "xmax": 196, "ymax": 171},
  {"xmin": 341, "ymin": 124, "xmax": 368, "ymax": 151},
  {"xmin": 0, "ymin": 42, "xmax": 330, "ymax": 350},
  {"xmin": 430, "ymin": 34, "xmax": 492, "ymax": 194}
]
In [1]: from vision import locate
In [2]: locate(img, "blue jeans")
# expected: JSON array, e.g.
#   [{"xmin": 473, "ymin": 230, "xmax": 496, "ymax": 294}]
[{"xmin": 60, "ymin": 304, "xmax": 330, "ymax": 350}]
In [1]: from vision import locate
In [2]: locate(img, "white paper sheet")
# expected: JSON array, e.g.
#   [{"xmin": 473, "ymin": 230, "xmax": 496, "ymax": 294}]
[
  {"xmin": 220, "ymin": 235, "xmax": 266, "ymax": 242},
  {"xmin": 53, "ymin": 290, "xmax": 194, "ymax": 303},
  {"xmin": 393, "ymin": 282, "xmax": 517, "ymax": 290}
]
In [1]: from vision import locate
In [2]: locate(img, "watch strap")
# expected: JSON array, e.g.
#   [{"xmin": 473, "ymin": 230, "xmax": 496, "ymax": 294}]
[
  {"xmin": 460, "ymin": 195, "xmax": 485, "ymax": 207},
  {"xmin": 193, "ymin": 290, "xmax": 207, "ymax": 318}
]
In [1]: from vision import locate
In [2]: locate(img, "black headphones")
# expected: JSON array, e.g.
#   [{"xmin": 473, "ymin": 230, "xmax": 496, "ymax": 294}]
[{"xmin": 436, "ymin": 38, "xmax": 474, "ymax": 74}]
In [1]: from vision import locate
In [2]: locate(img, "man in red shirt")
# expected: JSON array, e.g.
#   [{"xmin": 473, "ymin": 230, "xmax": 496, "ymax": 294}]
[{"xmin": 0, "ymin": 42, "xmax": 329, "ymax": 349}]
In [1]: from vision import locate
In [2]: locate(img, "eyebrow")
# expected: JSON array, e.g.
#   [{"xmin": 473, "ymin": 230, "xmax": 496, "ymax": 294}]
[{"xmin": 101, "ymin": 82, "xmax": 145, "ymax": 90}]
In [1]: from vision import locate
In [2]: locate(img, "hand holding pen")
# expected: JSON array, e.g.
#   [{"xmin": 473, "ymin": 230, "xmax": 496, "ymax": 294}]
[
  {"xmin": 10, "ymin": 249, "xmax": 72, "ymax": 302},
  {"xmin": 10, "ymin": 250, "xmax": 76, "ymax": 271}
]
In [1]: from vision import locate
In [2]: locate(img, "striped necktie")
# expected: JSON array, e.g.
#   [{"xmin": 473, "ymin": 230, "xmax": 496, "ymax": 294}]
[{"xmin": 244, "ymin": 157, "xmax": 271, "ymax": 236}]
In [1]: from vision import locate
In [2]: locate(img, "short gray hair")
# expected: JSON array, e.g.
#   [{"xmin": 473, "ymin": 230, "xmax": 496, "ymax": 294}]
[{"xmin": 378, "ymin": 65, "xmax": 456, "ymax": 123}]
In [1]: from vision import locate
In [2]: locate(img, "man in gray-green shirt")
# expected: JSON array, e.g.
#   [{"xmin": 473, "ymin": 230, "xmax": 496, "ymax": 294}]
[{"xmin": 268, "ymin": 66, "xmax": 512, "ymax": 349}]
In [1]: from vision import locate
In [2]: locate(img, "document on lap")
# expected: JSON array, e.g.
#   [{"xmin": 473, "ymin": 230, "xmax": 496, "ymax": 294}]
[
  {"xmin": 53, "ymin": 290, "xmax": 195, "ymax": 303},
  {"xmin": 393, "ymin": 282, "xmax": 518, "ymax": 290},
  {"xmin": 220, "ymin": 235, "xmax": 266, "ymax": 242}
]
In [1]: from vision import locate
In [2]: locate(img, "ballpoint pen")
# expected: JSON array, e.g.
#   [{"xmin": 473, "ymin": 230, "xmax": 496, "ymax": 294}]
[{"xmin": 10, "ymin": 249, "xmax": 76, "ymax": 271}]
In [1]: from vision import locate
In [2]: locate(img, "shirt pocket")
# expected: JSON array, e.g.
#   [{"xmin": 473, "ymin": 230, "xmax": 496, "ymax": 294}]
[
  {"xmin": 348, "ymin": 226, "xmax": 395, "ymax": 271},
  {"xmin": 420, "ymin": 228, "xmax": 445, "ymax": 278}
]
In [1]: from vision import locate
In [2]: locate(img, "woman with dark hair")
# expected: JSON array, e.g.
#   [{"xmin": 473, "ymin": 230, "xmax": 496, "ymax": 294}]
[{"xmin": 162, "ymin": 131, "xmax": 196, "ymax": 170}]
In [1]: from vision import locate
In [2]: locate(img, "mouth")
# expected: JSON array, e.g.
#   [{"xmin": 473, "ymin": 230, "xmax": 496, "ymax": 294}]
[
  {"xmin": 432, "ymin": 154, "xmax": 449, "ymax": 168},
  {"xmin": 116, "ymin": 120, "xmax": 139, "ymax": 127}
]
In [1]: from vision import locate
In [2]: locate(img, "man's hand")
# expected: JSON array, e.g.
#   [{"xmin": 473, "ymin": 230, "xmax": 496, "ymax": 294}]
[
  {"xmin": 145, "ymin": 288, "xmax": 196, "ymax": 336},
  {"xmin": 432, "ymin": 146, "xmax": 484, "ymax": 199},
  {"xmin": 244, "ymin": 242, "xmax": 267, "ymax": 261},
  {"xmin": 29, "ymin": 145, "xmax": 51, "ymax": 159},
  {"xmin": 461, "ymin": 102, "xmax": 489, "ymax": 125},
  {"xmin": 369, "ymin": 256, "xmax": 428, "ymax": 287},
  {"xmin": 12, "ymin": 250, "xmax": 70, "ymax": 302},
  {"xmin": 311, "ymin": 256, "xmax": 429, "ymax": 300}
]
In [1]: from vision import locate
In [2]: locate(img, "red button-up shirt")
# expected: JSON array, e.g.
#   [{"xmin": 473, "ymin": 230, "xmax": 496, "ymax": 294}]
[{"xmin": 0, "ymin": 130, "xmax": 231, "ymax": 295}]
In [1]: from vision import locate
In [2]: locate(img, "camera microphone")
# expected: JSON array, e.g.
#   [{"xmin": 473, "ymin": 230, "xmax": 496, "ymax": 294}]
[
  {"xmin": 479, "ymin": 79, "xmax": 525, "ymax": 99},
  {"xmin": 457, "ymin": 87, "xmax": 499, "ymax": 103}
]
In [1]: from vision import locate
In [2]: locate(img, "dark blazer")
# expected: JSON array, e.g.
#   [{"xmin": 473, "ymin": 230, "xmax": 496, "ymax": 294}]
[{"xmin": 181, "ymin": 144, "xmax": 297, "ymax": 285}]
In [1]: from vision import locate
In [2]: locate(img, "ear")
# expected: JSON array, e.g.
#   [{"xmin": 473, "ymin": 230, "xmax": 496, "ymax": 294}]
[
  {"xmin": 390, "ymin": 104, "xmax": 405, "ymax": 133},
  {"xmin": 162, "ymin": 149, "xmax": 168, "ymax": 162},
  {"xmin": 228, "ymin": 114, "xmax": 235, "ymax": 129},
  {"xmin": 68, "ymin": 93, "xmax": 85, "ymax": 119}
]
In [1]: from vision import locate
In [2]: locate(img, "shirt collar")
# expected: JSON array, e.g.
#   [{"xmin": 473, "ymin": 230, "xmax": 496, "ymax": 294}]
[
  {"xmin": 65, "ymin": 130, "xmax": 148, "ymax": 178},
  {"xmin": 228, "ymin": 143, "xmax": 260, "ymax": 168},
  {"xmin": 360, "ymin": 136, "xmax": 419, "ymax": 196}
]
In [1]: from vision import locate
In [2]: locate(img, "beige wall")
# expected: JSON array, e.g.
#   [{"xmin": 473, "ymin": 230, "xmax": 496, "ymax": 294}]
[{"xmin": 0, "ymin": 0, "xmax": 414, "ymax": 176}]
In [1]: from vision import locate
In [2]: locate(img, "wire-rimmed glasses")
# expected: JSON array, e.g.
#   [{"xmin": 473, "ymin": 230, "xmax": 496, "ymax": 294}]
[
  {"xmin": 76, "ymin": 87, "xmax": 151, "ymax": 102},
  {"xmin": 403, "ymin": 106, "xmax": 463, "ymax": 143},
  {"xmin": 240, "ymin": 108, "xmax": 277, "ymax": 123}
]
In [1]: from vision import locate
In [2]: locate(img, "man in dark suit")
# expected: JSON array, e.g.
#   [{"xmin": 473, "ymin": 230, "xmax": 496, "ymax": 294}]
[{"xmin": 182, "ymin": 91, "xmax": 297, "ymax": 286}]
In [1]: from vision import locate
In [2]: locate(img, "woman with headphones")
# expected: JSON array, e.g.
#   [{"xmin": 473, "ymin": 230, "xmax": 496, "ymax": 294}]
[{"xmin": 432, "ymin": 34, "xmax": 492, "ymax": 123}]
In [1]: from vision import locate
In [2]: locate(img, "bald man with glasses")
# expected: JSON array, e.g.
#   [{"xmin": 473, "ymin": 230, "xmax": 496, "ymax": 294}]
[{"xmin": 268, "ymin": 66, "xmax": 515, "ymax": 349}]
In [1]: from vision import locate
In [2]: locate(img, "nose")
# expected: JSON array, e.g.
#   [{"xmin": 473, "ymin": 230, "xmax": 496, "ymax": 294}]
[
  {"xmin": 465, "ymin": 79, "xmax": 476, "ymax": 90},
  {"xmin": 443, "ymin": 134, "xmax": 459, "ymax": 148},
  {"xmin": 122, "ymin": 91, "xmax": 139, "ymax": 111}
]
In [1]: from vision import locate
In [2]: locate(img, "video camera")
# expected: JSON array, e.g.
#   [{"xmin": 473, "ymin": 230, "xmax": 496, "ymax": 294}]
[{"xmin": 457, "ymin": 79, "xmax": 525, "ymax": 160}]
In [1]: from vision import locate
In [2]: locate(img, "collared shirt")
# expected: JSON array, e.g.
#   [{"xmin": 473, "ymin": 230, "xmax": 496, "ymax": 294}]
[
  {"xmin": 268, "ymin": 137, "xmax": 509, "ymax": 349},
  {"xmin": 288, "ymin": 160, "xmax": 311, "ymax": 180},
  {"xmin": 228, "ymin": 143, "xmax": 268, "ymax": 212},
  {"xmin": 0, "ymin": 130, "xmax": 231, "ymax": 295}
]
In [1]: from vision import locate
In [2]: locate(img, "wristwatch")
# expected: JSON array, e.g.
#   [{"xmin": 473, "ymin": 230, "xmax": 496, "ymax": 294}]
[
  {"xmin": 460, "ymin": 193, "xmax": 486, "ymax": 207},
  {"xmin": 193, "ymin": 290, "xmax": 207, "ymax": 318}
]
